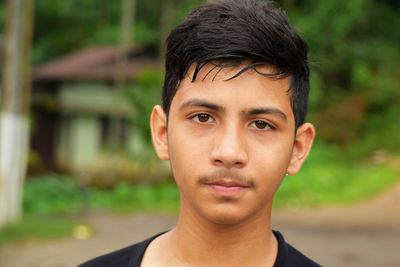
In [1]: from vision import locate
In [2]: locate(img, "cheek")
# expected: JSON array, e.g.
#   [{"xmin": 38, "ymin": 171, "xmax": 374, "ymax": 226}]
[
  {"xmin": 251, "ymin": 137, "xmax": 293, "ymax": 174},
  {"xmin": 167, "ymin": 126, "xmax": 205, "ymax": 183}
]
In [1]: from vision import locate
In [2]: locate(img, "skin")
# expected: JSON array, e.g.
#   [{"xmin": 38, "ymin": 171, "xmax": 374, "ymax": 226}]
[{"xmin": 142, "ymin": 63, "xmax": 315, "ymax": 267}]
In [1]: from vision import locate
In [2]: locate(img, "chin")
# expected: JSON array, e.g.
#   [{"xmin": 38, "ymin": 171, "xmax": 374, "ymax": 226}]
[
  {"xmin": 209, "ymin": 216, "xmax": 245, "ymax": 226},
  {"xmin": 200, "ymin": 205, "xmax": 253, "ymax": 226}
]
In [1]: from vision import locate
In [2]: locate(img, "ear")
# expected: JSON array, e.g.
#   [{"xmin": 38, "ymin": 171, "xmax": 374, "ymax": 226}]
[
  {"xmin": 286, "ymin": 122, "xmax": 315, "ymax": 175},
  {"xmin": 150, "ymin": 105, "xmax": 169, "ymax": 160}
]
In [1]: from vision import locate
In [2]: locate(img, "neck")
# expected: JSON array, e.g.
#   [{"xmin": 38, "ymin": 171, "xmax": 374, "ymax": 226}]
[{"xmin": 167, "ymin": 202, "xmax": 277, "ymax": 267}]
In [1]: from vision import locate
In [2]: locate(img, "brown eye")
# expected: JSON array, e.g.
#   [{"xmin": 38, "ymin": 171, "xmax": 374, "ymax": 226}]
[
  {"xmin": 252, "ymin": 120, "xmax": 271, "ymax": 129},
  {"xmin": 192, "ymin": 113, "xmax": 213, "ymax": 123},
  {"xmin": 198, "ymin": 114, "xmax": 210, "ymax": 122}
]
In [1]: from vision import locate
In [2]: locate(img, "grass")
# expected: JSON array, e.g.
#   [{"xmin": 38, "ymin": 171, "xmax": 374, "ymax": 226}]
[
  {"xmin": 1, "ymin": 141, "xmax": 399, "ymax": 245},
  {"xmin": 89, "ymin": 182, "xmax": 180, "ymax": 213},
  {"xmin": 274, "ymin": 141, "xmax": 399, "ymax": 208},
  {"xmin": 0, "ymin": 215, "xmax": 76, "ymax": 246},
  {"xmin": 1, "ymin": 176, "xmax": 180, "ymax": 246},
  {"xmin": 23, "ymin": 174, "xmax": 180, "ymax": 216},
  {"xmin": 274, "ymin": 143, "xmax": 398, "ymax": 208}
]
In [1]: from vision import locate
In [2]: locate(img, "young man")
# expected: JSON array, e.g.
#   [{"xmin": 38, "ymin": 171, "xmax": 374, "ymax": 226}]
[{"xmin": 80, "ymin": 0, "xmax": 319, "ymax": 266}]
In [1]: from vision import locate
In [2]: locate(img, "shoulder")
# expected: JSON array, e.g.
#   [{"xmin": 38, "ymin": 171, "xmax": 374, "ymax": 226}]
[
  {"xmin": 273, "ymin": 231, "xmax": 322, "ymax": 267},
  {"xmin": 78, "ymin": 233, "xmax": 164, "ymax": 267}
]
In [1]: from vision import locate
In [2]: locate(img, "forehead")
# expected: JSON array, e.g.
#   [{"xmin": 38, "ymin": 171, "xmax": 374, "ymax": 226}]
[{"xmin": 171, "ymin": 63, "xmax": 293, "ymax": 113}]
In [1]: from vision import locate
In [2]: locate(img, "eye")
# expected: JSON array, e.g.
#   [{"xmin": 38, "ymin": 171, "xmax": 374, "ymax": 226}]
[
  {"xmin": 250, "ymin": 120, "xmax": 273, "ymax": 130},
  {"xmin": 191, "ymin": 113, "xmax": 214, "ymax": 123}
]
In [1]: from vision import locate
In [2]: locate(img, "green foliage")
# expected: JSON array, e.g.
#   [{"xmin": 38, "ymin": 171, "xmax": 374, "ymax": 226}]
[
  {"xmin": 24, "ymin": 174, "xmax": 83, "ymax": 215},
  {"xmin": 307, "ymin": 72, "xmax": 323, "ymax": 112},
  {"xmin": 285, "ymin": 0, "xmax": 400, "ymax": 148},
  {"xmin": 0, "ymin": 5, "xmax": 4, "ymax": 34},
  {"xmin": 27, "ymin": 0, "xmax": 207, "ymax": 64},
  {"xmin": 89, "ymin": 182, "xmax": 179, "ymax": 213},
  {"xmin": 1, "ymin": 177, "xmax": 179, "ymax": 244},
  {"xmin": 32, "ymin": 0, "xmax": 115, "ymax": 63},
  {"xmin": 23, "ymin": 174, "xmax": 179, "ymax": 216},
  {"xmin": 352, "ymin": 107, "xmax": 400, "ymax": 157},
  {"xmin": 171, "ymin": 0, "xmax": 206, "ymax": 26},
  {"xmin": 274, "ymin": 141, "xmax": 399, "ymax": 209},
  {"xmin": 125, "ymin": 69, "xmax": 163, "ymax": 145}
]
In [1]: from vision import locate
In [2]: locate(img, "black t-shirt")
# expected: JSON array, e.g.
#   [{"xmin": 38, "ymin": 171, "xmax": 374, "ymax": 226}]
[{"xmin": 79, "ymin": 231, "xmax": 321, "ymax": 267}]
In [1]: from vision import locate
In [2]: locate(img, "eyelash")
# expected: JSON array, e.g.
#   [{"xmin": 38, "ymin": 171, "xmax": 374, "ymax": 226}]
[
  {"xmin": 249, "ymin": 120, "xmax": 275, "ymax": 130},
  {"xmin": 190, "ymin": 113, "xmax": 215, "ymax": 123},
  {"xmin": 190, "ymin": 113, "xmax": 275, "ymax": 130}
]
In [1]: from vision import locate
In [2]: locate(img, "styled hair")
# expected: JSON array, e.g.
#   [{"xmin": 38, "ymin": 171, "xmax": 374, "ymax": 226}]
[{"xmin": 162, "ymin": 0, "xmax": 310, "ymax": 128}]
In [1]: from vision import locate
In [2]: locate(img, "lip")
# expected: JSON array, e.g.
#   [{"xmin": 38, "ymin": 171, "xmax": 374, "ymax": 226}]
[
  {"xmin": 205, "ymin": 179, "xmax": 249, "ymax": 198},
  {"xmin": 208, "ymin": 179, "xmax": 248, "ymax": 187}
]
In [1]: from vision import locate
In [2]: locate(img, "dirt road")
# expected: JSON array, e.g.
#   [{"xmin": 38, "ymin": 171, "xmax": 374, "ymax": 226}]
[{"xmin": 1, "ymin": 184, "xmax": 399, "ymax": 267}]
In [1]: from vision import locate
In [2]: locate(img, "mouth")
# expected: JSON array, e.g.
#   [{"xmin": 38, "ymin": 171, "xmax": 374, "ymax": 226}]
[{"xmin": 205, "ymin": 179, "xmax": 250, "ymax": 198}]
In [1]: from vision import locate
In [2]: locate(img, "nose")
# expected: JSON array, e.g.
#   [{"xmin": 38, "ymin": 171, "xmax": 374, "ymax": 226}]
[{"xmin": 210, "ymin": 125, "xmax": 248, "ymax": 169}]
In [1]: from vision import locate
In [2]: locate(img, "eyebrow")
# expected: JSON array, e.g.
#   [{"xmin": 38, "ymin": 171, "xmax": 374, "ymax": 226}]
[
  {"xmin": 179, "ymin": 99, "xmax": 225, "ymax": 112},
  {"xmin": 179, "ymin": 98, "xmax": 287, "ymax": 120},
  {"xmin": 242, "ymin": 107, "xmax": 287, "ymax": 120}
]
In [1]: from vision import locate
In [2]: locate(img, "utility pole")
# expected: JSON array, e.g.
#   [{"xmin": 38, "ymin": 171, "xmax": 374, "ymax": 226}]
[{"xmin": 0, "ymin": 0, "xmax": 35, "ymax": 227}]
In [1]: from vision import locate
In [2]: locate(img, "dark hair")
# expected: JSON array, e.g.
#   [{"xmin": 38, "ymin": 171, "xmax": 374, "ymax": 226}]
[{"xmin": 162, "ymin": 0, "xmax": 310, "ymax": 128}]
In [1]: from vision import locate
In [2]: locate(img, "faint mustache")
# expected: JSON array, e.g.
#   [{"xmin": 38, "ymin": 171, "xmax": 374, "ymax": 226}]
[{"xmin": 199, "ymin": 171, "xmax": 254, "ymax": 187}]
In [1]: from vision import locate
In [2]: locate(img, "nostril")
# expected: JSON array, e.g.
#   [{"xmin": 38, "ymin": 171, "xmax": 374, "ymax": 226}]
[
  {"xmin": 234, "ymin": 161, "xmax": 244, "ymax": 167},
  {"xmin": 213, "ymin": 158, "xmax": 245, "ymax": 168},
  {"xmin": 213, "ymin": 159, "xmax": 225, "ymax": 167}
]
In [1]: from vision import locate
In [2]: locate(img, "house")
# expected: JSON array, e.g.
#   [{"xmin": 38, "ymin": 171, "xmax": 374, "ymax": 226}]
[{"xmin": 30, "ymin": 46, "xmax": 160, "ymax": 173}]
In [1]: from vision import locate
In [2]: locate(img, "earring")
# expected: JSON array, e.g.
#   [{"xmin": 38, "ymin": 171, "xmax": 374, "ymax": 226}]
[{"xmin": 285, "ymin": 173, "xmax": 289, "ymax": 177}]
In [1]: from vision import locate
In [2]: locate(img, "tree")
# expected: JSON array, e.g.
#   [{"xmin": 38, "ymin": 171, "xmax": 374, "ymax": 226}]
[
  {"xmin": 0, "ymin": 0, "xmax": 35, "ymax": 227},
  {"xmin": 109, "ymin": 0, "xmax": 136, "ymax": 148}
]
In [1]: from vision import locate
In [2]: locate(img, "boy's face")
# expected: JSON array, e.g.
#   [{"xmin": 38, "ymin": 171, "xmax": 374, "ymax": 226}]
[{"xmin": 151, "ymin": 64, "xmax": 314, "ymax": 225}]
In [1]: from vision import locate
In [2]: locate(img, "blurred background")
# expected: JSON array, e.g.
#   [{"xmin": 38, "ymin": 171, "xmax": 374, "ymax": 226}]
[{"xmin": 0, "ymin": 0, "xmax": 399, "ymax": 266}]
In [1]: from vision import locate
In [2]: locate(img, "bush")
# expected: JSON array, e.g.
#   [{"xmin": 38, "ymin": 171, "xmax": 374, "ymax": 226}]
[
  {"xmin": 80, "ymin": 152, "xmax": 172, "ymax": 188},
  {"xmin": 24, "ymin": 174, "xmax": 83, "ymax": 215},
  {"xmin": 24, "ymin": 173, "xmax": 179, "ymax": 216},
  {"xmin": 274, "ymin": 141, "xmax": 399, "ymax": 209}
]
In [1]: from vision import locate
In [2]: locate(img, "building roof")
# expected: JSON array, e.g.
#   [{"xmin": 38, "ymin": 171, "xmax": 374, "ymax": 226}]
[{"xmin": 33, "ymin": 46, "xmax": 160, "ymax": 82}]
